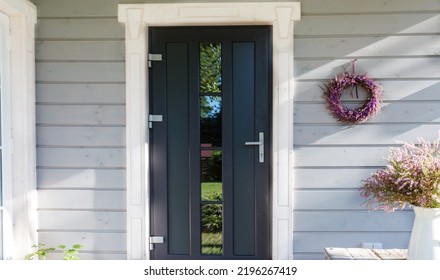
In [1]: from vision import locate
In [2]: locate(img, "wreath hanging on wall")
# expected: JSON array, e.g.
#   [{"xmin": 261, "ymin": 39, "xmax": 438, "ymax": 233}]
[{"xmin": 322, "ymin": 60, "xmax": 383, "ymax": 124}]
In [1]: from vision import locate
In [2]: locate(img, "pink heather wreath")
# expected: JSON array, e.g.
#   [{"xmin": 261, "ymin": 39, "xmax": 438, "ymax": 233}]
[{"xmin": 322, "ymin": 72, "xmax": 383, "ymax": 124}]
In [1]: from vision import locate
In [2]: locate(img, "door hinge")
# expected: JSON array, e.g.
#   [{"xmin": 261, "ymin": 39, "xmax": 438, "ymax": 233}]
[
  {"xmin": 148, "ymin": 53, "xmax": 162, "ymax": 68},
  {"xmin": 148, "ymin": 114, "xmax": 163, "ymax": 128},
  {"xmin": 149, "ymin": 236, "xmax": 165, "ymax": 250}
]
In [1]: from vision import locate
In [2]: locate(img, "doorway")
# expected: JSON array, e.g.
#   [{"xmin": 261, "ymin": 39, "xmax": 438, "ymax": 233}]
[{"xmin": 149, "ymin": 27, "xmax": 272, "ymax": 259}]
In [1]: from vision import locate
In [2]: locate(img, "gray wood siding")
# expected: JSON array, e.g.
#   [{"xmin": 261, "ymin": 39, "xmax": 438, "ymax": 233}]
[
  {"xmin": 34, "ymin": 0, "xmax": 126, "ymax": 260},
  {"xmin": 33, "ymin": 0, "xmax": 440, "ymax": 260},
  {"xmin": 294, "ymin": 0, "xmax": 440, "ymax": 259}
]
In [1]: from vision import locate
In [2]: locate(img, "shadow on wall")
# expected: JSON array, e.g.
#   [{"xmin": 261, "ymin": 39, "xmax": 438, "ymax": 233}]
[{"xmin": 292, "ymin": 10, "xmax": 440, "ymax": 259}]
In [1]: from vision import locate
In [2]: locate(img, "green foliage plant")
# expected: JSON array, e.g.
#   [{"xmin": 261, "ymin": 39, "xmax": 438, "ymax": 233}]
[
  {"xmin": 25, "ymin": 243, "xmax": 55, "ymax": 260},
  {"xmin": 25, "ymin": 243, "xmax": 83, "ymax": 260}
]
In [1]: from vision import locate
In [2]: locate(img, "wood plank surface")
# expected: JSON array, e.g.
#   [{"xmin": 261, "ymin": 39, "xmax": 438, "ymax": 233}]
[
  {"xmin": 37, "ymin": 168, "xmax": 126, "ymax": 190},
  {"xmin": 38, "ymin": 190, "xmax": 125, "ymax": 210},
  {"xmin": 36, "ymin": 105, "xmax": 125, "ymax": 125}
]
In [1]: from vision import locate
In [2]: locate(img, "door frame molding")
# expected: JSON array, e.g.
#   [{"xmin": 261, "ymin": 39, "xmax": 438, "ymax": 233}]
[{"xmin": 118, "ymin": 2, "xmax": 301, "ymax": 260}]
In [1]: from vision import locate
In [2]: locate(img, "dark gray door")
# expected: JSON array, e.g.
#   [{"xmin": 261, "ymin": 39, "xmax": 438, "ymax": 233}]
[{"xmin": 149, "ymin": 27, "xmax": 271, "ymax": 260}]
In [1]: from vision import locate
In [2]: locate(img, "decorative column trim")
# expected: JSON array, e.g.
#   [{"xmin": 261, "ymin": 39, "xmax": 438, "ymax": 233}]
[
  {"xmin": 118, "ymin": 2, "xmax": 301, "ymax": 260},
  {"xmin": 0, "ymin": 0, "xmax": 37, "ymax": 260}
]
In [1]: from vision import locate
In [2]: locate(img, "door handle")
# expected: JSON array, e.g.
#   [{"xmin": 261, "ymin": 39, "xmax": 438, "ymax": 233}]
[{"xmin": 245, "ymin": 132, "xmax": 264, "ymax": 163}]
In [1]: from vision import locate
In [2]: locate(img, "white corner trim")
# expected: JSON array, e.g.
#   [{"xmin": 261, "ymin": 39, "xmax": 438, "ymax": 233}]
[
  {"xmin": 119, "ymin": 2, "xmax": 301, "ymax": 260},
  {"xmin": 0, "ymin": 0, "xmax": 37, "ymax": 260}
]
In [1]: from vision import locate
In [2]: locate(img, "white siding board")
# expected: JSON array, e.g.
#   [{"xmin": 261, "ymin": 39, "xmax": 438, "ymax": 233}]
[
  {"xmin": 36, "ymin": 19, "xmax": 124, "ymax": 39},
  {"xmin": 294, "ymin": 147, "xmax": 388, "ymax": 167},
  {"xmin": 35, "ymin": 0, "xmax": 119, "ymax": 17},
  {"xmin": 39, "ymin": 211, "xmax": 125, "ymax": 231},
  {"xmin": 38, "ymin": 190, "xmax": 125, "ymax": 210},
  {"xmin": 37, "ymin": 148, "xmax": 125, "ymax": 168},
  {"xmin": 294, "ymin": 80, "xmax": 440, "ymax": 102},
  {"xmin": 294, "ymin": 102, "xmax": 440, "ymax": 124},
  {"xmin": 37, "ymin": 127, "xmax": 125, "ymax": 146},
  {"xmin": 294, "ymin": 124, "xmax": 440, "ymax": 146},
  {"xmin": 301, "ymin": 0, "xmax": 440, "ymax": 14},
  {"xmin": 38, "ymin": 232, "xmax": 126, "ymax": 252},
  {"xmin": 293, "ymin": 211, "xmax": 413, "ymax": 232},
  {"xmin": 295, "ymin": 36, "xmax": 440, "ymax": 58},
  {"xmin": 36, "ymin": 62, "xmax": 125, "ymax": 83},
  {"xmin": 36, "ymin": 41, "xmax": 124, "ymax": 61},
  {"xmin": 293, "ymin": 190, "xmax": 366, "ymax": 210},
  {"xmin": 293, "ymin": 232, "xmax": 410, "ymax": 253},
  {"xmin": 36, "ymin": 105, "xmax": 125, "ymax": 125},
  {"xmin": 294, "ymin": 168, "xmax": 377, "ymax": 189},
  {"xmin": 295, "ymin": 58, "xmax": 440, "ymax": 80},
  {"xmin": 36, "ymin": 84, "xmax": 125, "ymax": 104},
  {"xmin": 37, "ymin": 169, "xmax": 126, "ymax": 190},
  {"xmin": 295, "ymin": 14, "xmax": 440, "ymax": 36}
]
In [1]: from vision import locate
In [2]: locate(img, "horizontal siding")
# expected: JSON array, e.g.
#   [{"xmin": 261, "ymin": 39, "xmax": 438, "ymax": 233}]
[
  {"xmin": 293, "ymin": 232, "xmax": 411, "ymax": 253},
  {"xmin": 36, "ymin": 41, "xmax": 124, "ymax": 61},
  {"xmin": 36, "ymin": 84, "xmax": 125, "ymax": 104},
  {"xmin": 294, "ymin": 211, "xmax": 413, "ymax": 232},
  {"xmin": 37, "ymin": 169, "xmax": 126, "ymax": 190},
  {"xmin": 295, "ymin": 58, "xmax": 440, "ymax": 80},
  {"xmin": 293, "ymin": 0, "xmax": 439, "ymax": 258},
  {"xmin": 295, "ymin": 36, "xmax": 440, "ymax": 58},
  {"xmin": 295, "ymin": 102, "xmax": 440, "ymax": 124},
  {"xmin": 38, "ymin": 190, "xmax": 125, "ymax": 210},
  {"xmin": 294, "ymin": 190, "xmax": 365, "ymax": 210},
  {"xmin": 37, "ymin": 18, "xmax": 124, "ymax": 39},
  {"xmin": 37, "ymin": 148, "xmax": 125, "ymax": 168},
  {"xmin": 37, "ymin": 127, "xmax": 125, "ymax": 146},
  {"xmin": 295, "ymin": 80, "xmax": 440, "ymax": 102},
  {"xmin": 295, "ymin": 14, "xmax": 440, "ymax": 36},
  {"xmin": 39, "ymin": 211, "xmax": 125, "ymax": 231},
  {"xmin": 34, "ymin": 0, "xmax": 119, "ymax": 17},
  {"xmin": 300, "ymin": 0, "xmax": 440, "ymax": 14},
  {"xmin": 34, "ymin": 0, "xmax": 127, "ymax": 259},
  {"xmin": 295, "ymin": 124, "xmax": 440, "ymax": 146},
  {"xmin": 38, "ymin": 232, "xmax": 126, "ymax": 253},
  {"xmin": 294, "ymin": 168, "xmax": 377, "ymax": 189},
  {"xmin": 36, "ymin": 105, "xmax": 125, "ymax": 125},
  {"xmin": 295, "ymin": 147, "xmax": 388, "ymax": 167},
  {"xmin": 37, "ymin": 62, "xmax": 125, "ymax": 82}
]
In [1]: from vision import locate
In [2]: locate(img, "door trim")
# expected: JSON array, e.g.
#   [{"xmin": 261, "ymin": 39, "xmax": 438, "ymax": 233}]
[
  {"xmin": 0, "ymin": 0, "xmax": 37, "ymax": 260},
  {"xmin": 118, "ymin": 2, "xmax": 301, "ymax": 260}
]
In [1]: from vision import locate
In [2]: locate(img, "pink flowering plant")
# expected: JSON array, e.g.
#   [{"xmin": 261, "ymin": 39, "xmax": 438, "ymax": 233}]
[{"xmin": 360, "ymin": 138, "xmax": 440, "ymax": 212}]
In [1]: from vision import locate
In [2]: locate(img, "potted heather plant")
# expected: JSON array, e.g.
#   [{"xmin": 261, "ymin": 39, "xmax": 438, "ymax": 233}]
[{"xmin": 360, "ymin": 138, "xmax": 440, "ymax": 260}]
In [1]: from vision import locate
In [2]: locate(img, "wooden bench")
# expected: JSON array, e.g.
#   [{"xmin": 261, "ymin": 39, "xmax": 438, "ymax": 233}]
[{"xmin": 325, "ymin": 247, "xmax": 408, "ymax": 260}]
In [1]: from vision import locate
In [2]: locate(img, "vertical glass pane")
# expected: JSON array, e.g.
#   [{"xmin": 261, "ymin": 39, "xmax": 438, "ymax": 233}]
[
  {"xmin": 201, "ymin": 204, "xmax": 223, "ymax": 255},
  {"xmin": 200, "ymin": 42, "xmax": 223, "ymax": 256},
  {"xmin": 200, "ymin": 43, "xmax": 222, "ymax": 94},
  {"xmin": 200, "ymin": 96, "xmax": 222, "ymax": 147},
  {"xmin": 200, "ymin": 150, "xmax": 222, "ymax": 200}
]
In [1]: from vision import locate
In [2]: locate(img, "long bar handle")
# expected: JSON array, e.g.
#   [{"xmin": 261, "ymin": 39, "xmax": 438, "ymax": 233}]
[{"xmin": 245, "ymin": 132, "xmax": 264, "ymax": 163}]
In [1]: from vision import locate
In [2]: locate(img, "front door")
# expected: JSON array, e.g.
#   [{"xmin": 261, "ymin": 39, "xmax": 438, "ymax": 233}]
[{"xmin": 149, "ymin": 27, "xmax": 271, "ymax": 259}]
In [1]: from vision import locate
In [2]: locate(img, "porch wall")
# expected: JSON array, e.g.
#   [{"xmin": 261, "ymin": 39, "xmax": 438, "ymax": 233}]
[
  {"xmin": 34, "ymin": 0, "xmax": 126, "ymax": 260},
  {"xmin": 293, "ymin": 0, "xmax": 440, "ymax": 259},
  {"xmin": 32, "ymin": 0, "xmax": 440, "ymax": 260}
]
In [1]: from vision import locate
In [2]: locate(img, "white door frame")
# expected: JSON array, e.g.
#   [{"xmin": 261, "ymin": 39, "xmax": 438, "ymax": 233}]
[
  {"xmin": 0, "ymin": 0, "xmax": 37, "ymax": 260},
  {"xmin": 118, "ymin": 2, "xmax": 301, "ymax": 260}
]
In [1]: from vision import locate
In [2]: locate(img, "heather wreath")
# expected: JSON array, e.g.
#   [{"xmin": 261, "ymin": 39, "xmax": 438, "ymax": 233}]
[
  {"xmin": 322, "ymin": 71, "xmax": 382, "ymax": 124},
  {"xmin": 360, "ymin": 138, "xmax": 440, "ymax": 212}
]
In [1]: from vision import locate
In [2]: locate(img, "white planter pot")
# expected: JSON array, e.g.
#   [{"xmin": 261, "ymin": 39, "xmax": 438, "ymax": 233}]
[{"xmin": 407, "ymin": 206, "xmax": 440, "ymax": 260}]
